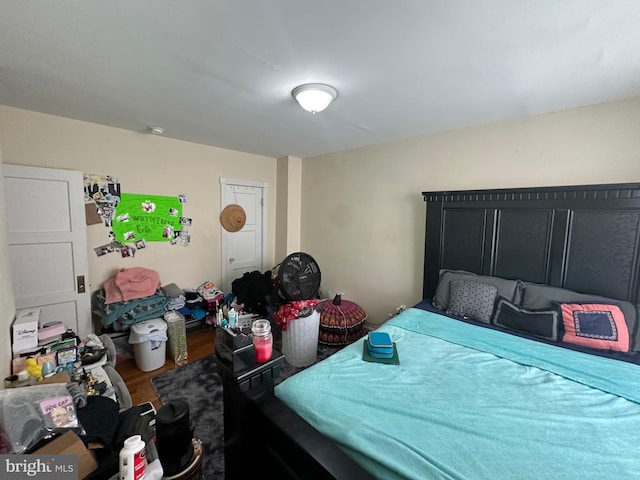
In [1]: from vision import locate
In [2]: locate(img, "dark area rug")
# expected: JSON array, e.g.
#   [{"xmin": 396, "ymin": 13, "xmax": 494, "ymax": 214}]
[
  {"xmin": 151, "ymin": 355, "xmax": 225, "ymax": 479},
  {"xmin": 151, "ymin": 344, "xmax": 339, "ymax": 480}
]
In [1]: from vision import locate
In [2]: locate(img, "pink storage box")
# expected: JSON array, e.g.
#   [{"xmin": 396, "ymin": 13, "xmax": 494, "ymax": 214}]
[{"xmin": 38, "ymin": 323, "xmax": 67, "ymax": 342}]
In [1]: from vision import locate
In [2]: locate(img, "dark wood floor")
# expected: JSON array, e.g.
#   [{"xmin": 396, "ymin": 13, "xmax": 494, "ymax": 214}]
[{"xmin": 114, "ymin": 326, "xmax": 216, "ymax": 411}]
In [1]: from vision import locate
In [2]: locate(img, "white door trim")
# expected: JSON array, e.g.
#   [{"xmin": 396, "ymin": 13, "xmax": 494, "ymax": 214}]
[{"xmin": 220, "ymin": 177, "xmax": 268, "ymax": 189}]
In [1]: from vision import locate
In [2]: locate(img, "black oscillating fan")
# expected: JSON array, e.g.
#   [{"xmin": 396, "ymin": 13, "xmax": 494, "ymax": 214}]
[{"xmin": 277, "ymin": 252, "xmax": 321, "ymax": 301}]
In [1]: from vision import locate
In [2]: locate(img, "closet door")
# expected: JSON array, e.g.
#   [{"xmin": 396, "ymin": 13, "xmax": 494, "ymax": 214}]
[{"xmin": 220, "ymin": 179, "xmax": 266, "ymax": 296}]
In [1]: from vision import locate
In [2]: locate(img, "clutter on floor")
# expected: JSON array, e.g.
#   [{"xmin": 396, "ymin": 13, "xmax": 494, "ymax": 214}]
[
  {"xmin": 93, "ymin": 268, "xmax": 223, "ymax": 333},
  {"xmin": 2, "ymin": 323, "xmax": 135, "ymax": 466},
  {"xmin": 4, "ymin": 267, "xmax": 227, "ymax": 478},
  {"xmin": 91, "ymin": 268, "xmax": 231, "ymax": 371},
  {"xmin": 8, "ymin": 304, "xmax": 129, "ymax": 406},
  {"xmin": 2, "ymin": 306, "xmax": 182, "ymax": 479},
  {"xmin": 225, "ymin": 252, "xmax": 363, "ymax": 368}
]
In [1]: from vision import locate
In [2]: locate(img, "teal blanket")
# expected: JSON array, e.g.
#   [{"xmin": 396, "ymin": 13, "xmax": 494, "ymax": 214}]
[{"xmin": 275, "ymin": 308, "xmax": 640, "ymax": 480}]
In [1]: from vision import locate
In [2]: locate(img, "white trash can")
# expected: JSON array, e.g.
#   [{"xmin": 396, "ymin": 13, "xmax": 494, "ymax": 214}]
[
  {"xmin": 282, "ymin": 310, "xmax": 320, "ymax": 367},
  {"xmin": 129, "ymin": 318, "xmax": 168, "ymax": 372}
]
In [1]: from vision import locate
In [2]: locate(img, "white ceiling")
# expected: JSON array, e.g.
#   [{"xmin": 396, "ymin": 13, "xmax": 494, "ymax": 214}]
[{"xmin": 1, "ymin": 1, "xmax": 639, "ymax": 159}]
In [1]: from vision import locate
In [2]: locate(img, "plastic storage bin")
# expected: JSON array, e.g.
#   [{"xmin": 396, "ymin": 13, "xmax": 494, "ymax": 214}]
[
  {"xmin": 129, "ymin": 319, "xmax": 168, "ymax": 372},
  {"xmin": 281, "ymin": 309, "xmax": 320, "ymax": 367}
]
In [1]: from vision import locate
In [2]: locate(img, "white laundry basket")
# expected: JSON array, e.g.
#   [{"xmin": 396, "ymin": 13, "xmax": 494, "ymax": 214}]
[{"xmin": 281, "ymin": 310, "xmax": 320, "ymax": 367}]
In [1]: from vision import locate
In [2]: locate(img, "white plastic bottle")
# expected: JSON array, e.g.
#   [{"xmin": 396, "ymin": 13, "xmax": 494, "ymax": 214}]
[{"xmin": 119, "ymin": 435, "xmax": 147, "ymax": 480}]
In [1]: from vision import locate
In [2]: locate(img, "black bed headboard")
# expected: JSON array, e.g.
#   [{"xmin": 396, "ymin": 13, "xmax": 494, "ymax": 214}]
[{"xmin": 422, "ymin": 183, "xmax": 640, "ymax": 304}]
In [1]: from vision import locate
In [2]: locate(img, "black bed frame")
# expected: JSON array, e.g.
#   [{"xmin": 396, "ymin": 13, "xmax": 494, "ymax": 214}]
[
  {"xmin": 218, "ymin": 182, "xmax": 640, "ymax": 480},
  {"xmin": 423, "ymin": 182, "xmax": 640, "ymax": 303}
]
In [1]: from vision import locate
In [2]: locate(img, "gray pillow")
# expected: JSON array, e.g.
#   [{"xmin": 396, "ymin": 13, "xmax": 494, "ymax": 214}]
[
  {"xmin": 446, "ymin": 280, "xmax": 498, "ymax": 323},
  {"xmin": 521, "ymin": 283, "xmax": 639, "ymax": 352},
  {"xmin": 433, "ymin": 269, "xmax": 523, "ymax": 310}
]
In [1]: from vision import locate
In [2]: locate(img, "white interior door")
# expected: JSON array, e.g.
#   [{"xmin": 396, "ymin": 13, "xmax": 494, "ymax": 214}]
[
  {"xmin": 220, "ymin": 179, "xmax": 266, "ymax": 297},
  {"xmin": 3, "ymin": 165, "xmax": 91, "ymax": 338}
]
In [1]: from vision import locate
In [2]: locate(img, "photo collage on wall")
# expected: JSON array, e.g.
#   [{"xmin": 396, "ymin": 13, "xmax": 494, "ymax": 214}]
[{"xmin": 84, "ymin": 173, "xmax": 192, "ymax": 258}]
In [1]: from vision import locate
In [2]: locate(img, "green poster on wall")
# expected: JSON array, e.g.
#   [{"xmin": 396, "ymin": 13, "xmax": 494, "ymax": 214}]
[{"xmin": 112, "ymin": 193, "xmax": 183, "ymax": 243}]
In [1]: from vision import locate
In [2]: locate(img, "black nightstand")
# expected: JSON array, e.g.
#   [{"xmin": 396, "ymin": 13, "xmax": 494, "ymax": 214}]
[
  {"xmin": 217, "ymin": 348, "xmax": 284, "ymax": 392},
  {"xmin": 215, "ymin": 348, "xmax": 284, "ymax": 479}
]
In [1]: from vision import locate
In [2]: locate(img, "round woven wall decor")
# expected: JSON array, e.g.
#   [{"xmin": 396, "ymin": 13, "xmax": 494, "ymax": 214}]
[{"xmin": 220, "ymin": 204, "xmax": 246, "ymax": 232}]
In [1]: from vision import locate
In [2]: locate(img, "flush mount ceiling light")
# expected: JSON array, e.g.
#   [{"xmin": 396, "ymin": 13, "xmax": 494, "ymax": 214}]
[
  {"xmin": 292, "ymin": 83, "xmax": 337, "ymax": 114},
  {"xmin": 149, "ymin": 126, "xmax": 165, "ymax": 135}
]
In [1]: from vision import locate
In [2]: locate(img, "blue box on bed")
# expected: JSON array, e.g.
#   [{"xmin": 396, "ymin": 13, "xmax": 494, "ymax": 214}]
[{"xmin": 367, "ymin": 332, "xmax": 394, "ymax": 358}]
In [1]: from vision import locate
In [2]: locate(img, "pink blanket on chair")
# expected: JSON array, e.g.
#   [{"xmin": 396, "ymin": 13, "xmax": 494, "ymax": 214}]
[{"xmin": 104, "ymin": 267, "xmax": 161, "ymax": 304}]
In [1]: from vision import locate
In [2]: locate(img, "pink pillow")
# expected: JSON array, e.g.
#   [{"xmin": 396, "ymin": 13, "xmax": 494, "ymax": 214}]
[{"xmin": 560, "ymin": 303, "xmax": 629, "ymax": 352}]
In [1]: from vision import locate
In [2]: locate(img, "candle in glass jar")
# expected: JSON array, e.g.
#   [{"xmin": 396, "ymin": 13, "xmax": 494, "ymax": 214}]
[{"xmin": 251, "ymin": 319, "xmax": 273, "ymax": 363}]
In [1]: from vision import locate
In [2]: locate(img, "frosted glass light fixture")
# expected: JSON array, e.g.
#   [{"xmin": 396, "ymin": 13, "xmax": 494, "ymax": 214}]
[{"xmin": 292, "ymin": 83, "xmax": 337, "ymax": 114}]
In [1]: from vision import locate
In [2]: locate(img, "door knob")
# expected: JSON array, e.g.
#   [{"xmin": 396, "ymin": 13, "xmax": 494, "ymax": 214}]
[{"xmin": 229, "ymin": 257, "xmax": 235, "ymax": 264}]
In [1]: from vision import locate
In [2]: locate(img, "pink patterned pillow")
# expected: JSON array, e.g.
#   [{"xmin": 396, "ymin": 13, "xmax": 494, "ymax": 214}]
[{"xmin": 560, "ymin": 303, "xmax": 630, "ymax": 352}]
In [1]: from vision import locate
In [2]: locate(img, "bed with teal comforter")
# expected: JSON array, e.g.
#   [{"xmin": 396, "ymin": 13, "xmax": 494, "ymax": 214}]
[{"xmin": 274, "ymin": 307, "xmax": 640, "ymax": 480}]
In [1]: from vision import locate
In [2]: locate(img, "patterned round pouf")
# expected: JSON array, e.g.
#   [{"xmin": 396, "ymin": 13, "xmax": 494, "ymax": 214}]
[{"xmin": 317, "ymin": 294, "xmax": 367, "ymax": 346}]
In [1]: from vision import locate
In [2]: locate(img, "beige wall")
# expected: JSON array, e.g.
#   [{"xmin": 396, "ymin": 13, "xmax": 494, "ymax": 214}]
[
  {"xmin": 302, "ymin": 97, "xmax": 640, "ymax": 326},
  {"xmin": 0, "ymin": 106, "xmax": 278, "ymax": 350},
  {"xmin": 2, "ymin": 96, "xmax": 640, "ymax": 373}
]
